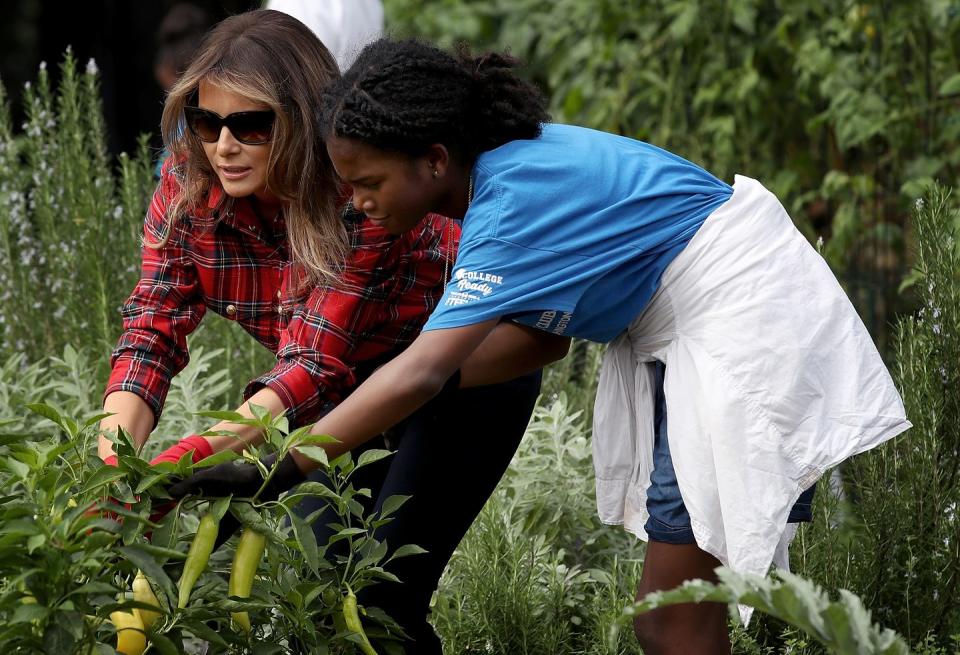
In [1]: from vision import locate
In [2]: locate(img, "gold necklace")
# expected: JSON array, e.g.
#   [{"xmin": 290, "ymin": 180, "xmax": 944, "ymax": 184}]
[{"xmin": 442, "ymin": 173, "xmax": 473, "ymax": 287}]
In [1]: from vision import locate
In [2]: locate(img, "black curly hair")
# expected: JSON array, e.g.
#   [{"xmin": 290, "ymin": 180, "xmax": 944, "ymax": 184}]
[{"xmin": 321, "ymin": 39, "xmax": 550, "ymax": 160}]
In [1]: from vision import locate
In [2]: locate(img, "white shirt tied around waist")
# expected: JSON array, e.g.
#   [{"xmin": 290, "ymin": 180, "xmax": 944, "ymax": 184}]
[{"xmin": 593, "ymin": 176, "xmax": 911, "ymax": 585}]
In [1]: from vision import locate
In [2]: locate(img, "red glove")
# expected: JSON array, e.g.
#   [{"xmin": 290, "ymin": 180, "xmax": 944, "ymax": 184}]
[
  {"xmin": 145, "ymin": 436, "xmax": 214, "ymax": 526},
  {"xmin": 150, "ymin": 436, "xmax": 214, "ymax": 466}
]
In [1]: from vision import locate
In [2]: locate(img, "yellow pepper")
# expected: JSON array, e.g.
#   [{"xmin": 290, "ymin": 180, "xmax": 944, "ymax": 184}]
[
  {"xmin": 110, "ymin": 609, "xmax": 146, "ymax": 655},
  {"xmin": 132, "ymin": 570, "xmax": 162, "ymax": 631},
  {"xmin": 228, "ymin": 528, "xmax": 266, "ymax": 633}
]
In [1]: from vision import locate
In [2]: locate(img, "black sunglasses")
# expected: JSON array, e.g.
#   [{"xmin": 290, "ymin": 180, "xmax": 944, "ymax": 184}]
[{"xmin": 183, "ymin": 106, "xmax": 275, "ymax": 145}]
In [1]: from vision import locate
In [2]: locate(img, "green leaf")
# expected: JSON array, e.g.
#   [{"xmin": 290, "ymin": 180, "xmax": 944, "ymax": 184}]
[
  {"xmin": 134, "ymin": 472, "xmax": 172, "ymax": 494},
  {"xmin": 42, "ymin": 621, "xmax": 75, "ymax": 655},
  {"xmin": 330, "ymin": 527, "xmax": 367, "ymax": 543},
  {"xmin": 64, "ymin": 582, "xmax": 117, "ymax": 597},
  {"xmin": 24, "ymin": 403, "xmax": 65, "ymax": 430},
  {"xmin": 249, "ymin": 403, "xmax": 271, "ymax": 423},
  {"xmin": 297, "ymin": 446, "xmax": 329, "ymax": 468},
  {"xmin": 195, "ymin": 410, "xmax": 246, "ymax": 422},
  {"xmin": 209, "ymin": 494, "xmax": 233, "ymax": 522},
  {"xmin": 938, "ymin": 73, "xmax": 960, "ymax": 96},
  {"xmin": 79, "ymin": 465, "xmax": 127, "ymax": 494},
  {"xmin": 149, "ymin": 632, "xmax": 182, "ymax": 655},
  {"xmin": 117, "ymin": 544, "xmax": 176, "ymax": 603},
  {"xmin": 184, "ymin": 620, "xmax": 229, "ymax": 646},
  {"xmin": 125, "ymin": 542, "xmax": 187, "ymax": 561},
  {"xmin": 287, "ymin": 508, "xmax": 320, "ymax": 573},
  {"xmin": 387, "ymin": 543, "xmax": 427, "ymax": 562},
  {"xmin": 298, "ymin": 433, "xmax": 340, "ymax": 446},
  {"xmin": 12, "ymin": 603, "xmax": 49, "ymax": 623},
  {"xmin": 378, "ymin": 494, "xmax": 411, "ymax": 520},
  {"xmin": 195, "ymin": 449, "xmax": 239, "ymax": 468},
  {"xmin": 3, "ymin": 457, "xmax": 30, "ymax": 480},
  {"xmin": 26, "ymin": 533, "xmax": 45, "ymax": 553},
  {"xmin": 668, "ymin": 4, "xmax": 698, "ymax": 40},
  {"xmin": 151, "ymin": 504, "xmax": 180, "ymax": 551},
  {"xmin": 356, "ymin": 449, "xmax": 393, "ymax": 470}
]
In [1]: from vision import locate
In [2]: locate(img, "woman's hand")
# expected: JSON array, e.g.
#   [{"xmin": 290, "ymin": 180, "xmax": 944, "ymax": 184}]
[
  {"xmin": 149, "ymin": 436, "xmax": 214, "ymax": 465},
  {"xmin": 99, "ymin": 392, "xmax": 155, "ymax": 462}
]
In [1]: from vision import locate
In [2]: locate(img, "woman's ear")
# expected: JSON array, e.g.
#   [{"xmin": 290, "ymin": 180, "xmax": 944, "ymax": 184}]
[{"xmin": 425, "ymin": 143, "xmax": 451, "ymax": 178}]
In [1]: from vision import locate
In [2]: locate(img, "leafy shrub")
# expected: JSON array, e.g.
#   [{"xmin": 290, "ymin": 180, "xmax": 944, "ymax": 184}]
[
  {"xmin": 615, "ymin": 568, "xmax": 911, "ymax": 655},
  {"xmin": 792, "ymin": 185, "xmax": 960, "ymax": 646},
  {"xmin": 0, "ymin": 401, "xmax": 418, "ymax": 654}
]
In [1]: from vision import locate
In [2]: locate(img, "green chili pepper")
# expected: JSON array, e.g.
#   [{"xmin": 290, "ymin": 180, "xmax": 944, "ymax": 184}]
[
  {"xmin": 342, "ymin": 587, "xmax": 378, "ymax": 655},
  {"xmin": 177, "ymin": 512, "xmax": 218, "ymax": 609},
  {"xmin": 228, "ymin": 528, "xmax": 267, "ymax": 633}
]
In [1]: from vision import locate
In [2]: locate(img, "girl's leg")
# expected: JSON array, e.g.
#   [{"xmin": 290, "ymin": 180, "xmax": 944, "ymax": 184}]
[
  {"xmin": 358, "ymin": 370, "xmax": 542, "ymax": 655},
  {"xmin": 633, "ymin": 541, "xmax": 730, "ymax": 655},
  {"xmin": 635, "ymin": 362, "xmax": 730, "ymax": 654}
]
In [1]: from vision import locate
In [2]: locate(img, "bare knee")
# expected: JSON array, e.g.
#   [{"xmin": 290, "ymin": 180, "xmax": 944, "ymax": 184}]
[
  {"xmin": 633, "ymin": 608, "xmax": 666, "ymax": 653},
  {"xmin": 632, "ymin": 541, "xmax": 731, "ymax": 655}
]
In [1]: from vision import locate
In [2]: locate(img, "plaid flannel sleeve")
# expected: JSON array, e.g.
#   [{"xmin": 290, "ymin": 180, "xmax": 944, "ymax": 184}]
[
  {"xmin": 245, "ymin": 215, "xmax": 451, "ymax": 427},
  {"xmin": 104, "ymin": 169, "xmax": 206, "ymax": 423}
]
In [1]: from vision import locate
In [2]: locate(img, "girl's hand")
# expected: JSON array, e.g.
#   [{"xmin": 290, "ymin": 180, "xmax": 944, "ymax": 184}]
[{"xmin": 167, "ymin": 452, "xmax": 306, "ymax": 502}]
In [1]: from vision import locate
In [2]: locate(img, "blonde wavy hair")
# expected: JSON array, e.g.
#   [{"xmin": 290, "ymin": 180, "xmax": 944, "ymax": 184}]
[{"xmin": 157, "ymin": 9, "xmax": 346, "ymax": 288}]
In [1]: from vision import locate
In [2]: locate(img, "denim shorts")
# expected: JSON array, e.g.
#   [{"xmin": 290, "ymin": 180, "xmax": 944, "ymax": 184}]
[{"xmin": 645, "ymin": 362, "xmax": 816, "ymax": 544}]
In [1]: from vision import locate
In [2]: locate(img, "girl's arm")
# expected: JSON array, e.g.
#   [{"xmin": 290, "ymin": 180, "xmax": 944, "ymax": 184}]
[
  {"xmin": 292, "ymin": 317, "xmax": 567, "ymax": 468},
  {"xmin": 459, "ymin": 321, "xmax": 570, "ymax": 388},
  {"xmin": 168, "ymin": 318, "xmax": 568, "ymax": 496},
  {"xmin": 182, "ymin": 320, "xmax": 569, "ymax": 459}
]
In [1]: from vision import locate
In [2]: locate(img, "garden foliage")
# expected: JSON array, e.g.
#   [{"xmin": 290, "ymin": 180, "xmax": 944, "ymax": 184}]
[{"xmin": 793, "ymin": 186, "xmax": 960, "ymax": 649}]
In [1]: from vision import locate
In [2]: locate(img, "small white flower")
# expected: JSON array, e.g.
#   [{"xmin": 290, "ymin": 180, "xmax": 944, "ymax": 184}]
[
  {"xmin": 915, "ymin": 197, "xmax": 925, "ymax": 211},
  {"xmin": 39, "ymin": 61, "xmax": 46, "ymax": 71},
  {"xmin": 86, "ymin": 58, "xmax": 99, "ymax": 76},
  {"xmin": 932, "ymin": 324, "xmax": 942, "ymax": 335}
]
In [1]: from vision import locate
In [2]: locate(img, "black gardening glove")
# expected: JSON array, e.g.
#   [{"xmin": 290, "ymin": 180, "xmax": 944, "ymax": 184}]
[
  {"xmin": 168, "ymin": 451, "xmax": 307, "ymax": 502},
  {"xmin": 168, "ymin": 452, "xmax": 307, "ymax": 547}
]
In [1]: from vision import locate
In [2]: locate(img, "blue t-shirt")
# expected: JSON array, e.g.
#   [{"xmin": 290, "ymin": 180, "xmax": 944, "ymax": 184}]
[{"xmin": 423, "ymin": 123, "xmax": 733, "ymax": 343}]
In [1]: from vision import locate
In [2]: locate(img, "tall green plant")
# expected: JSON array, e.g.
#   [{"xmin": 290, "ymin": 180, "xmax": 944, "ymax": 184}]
[
  {"xmin": 0, "ymin": 52, "xmax": 153, "ymax": 366},
  {"xmin": 853, "ymin": 185, "xmax": 958, "ymax": 640},
  {"xmin": 789, "ymin": 184, "xmax": 960, "ymax": 646}
]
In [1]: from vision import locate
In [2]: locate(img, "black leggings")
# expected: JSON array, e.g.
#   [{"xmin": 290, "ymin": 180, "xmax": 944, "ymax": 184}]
[{"xmin": 295, "ymin": 371, "xmax": 542, "ymax": 654}]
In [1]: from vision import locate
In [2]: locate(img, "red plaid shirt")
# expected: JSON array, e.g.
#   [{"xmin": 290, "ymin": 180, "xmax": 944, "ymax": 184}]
[{"xmin": 106, "ymin": 163, "xmax": 458, "ymax": 427}]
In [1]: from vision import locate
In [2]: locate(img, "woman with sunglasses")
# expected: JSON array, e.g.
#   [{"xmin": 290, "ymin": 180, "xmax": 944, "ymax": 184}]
[
  {"xmin": 99, "ymin": 13, "xmax": 540, "ymax": 652},
  {"xmin": 173, "ymin": 38, "xmax": 911, "ymax": 653}
]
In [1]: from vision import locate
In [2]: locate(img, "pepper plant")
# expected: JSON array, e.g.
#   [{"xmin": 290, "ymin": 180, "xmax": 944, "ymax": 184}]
[{"xmin": 0, "ymin": 401, "xmax": 421, "ymax": 654}]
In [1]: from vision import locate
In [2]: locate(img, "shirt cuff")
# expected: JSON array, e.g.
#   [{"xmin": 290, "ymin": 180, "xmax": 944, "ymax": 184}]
[
  {"xmin": 104, "ymin": 362, "xmax": 168, "ymax": 428},
  {"xmin": 245, "ymin": 360, "xmax": 352, "ymax": 428}
]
